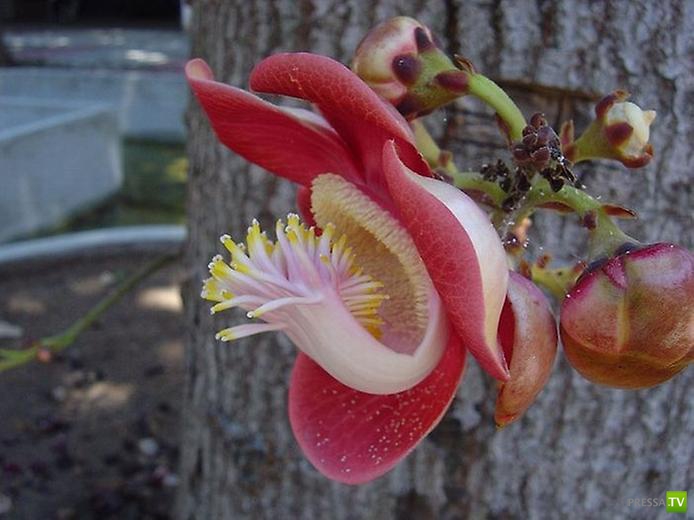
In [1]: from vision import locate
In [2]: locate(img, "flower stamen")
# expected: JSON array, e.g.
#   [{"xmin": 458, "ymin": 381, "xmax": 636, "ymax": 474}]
[{"xmin": 203, "ymin": 215, "xmax": 389, "ymax": 342}]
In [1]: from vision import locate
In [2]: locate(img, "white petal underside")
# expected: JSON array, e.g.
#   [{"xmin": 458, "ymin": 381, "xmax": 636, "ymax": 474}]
[{"xmin": 285, "ymin": 287, "xmax": 448, "ymax": 394}]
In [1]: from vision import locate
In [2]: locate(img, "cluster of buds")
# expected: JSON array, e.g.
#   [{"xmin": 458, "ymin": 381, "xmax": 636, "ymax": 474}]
[
  {"xmin": 353, "ymin": 17, "xmax": 692, "ymax": 404},
  {"xmin": 512, "ymin": 113, "xmax": 559, "ymax": 169},
  {"xmin": 515, "ymin": 113, "xmax": 577, "ymax": 192}
]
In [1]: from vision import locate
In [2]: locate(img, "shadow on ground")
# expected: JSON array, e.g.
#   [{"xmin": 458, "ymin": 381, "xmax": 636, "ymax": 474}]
[{"xmin": 0, "ymin": 251, "xmax": 185, "ymax": 519}]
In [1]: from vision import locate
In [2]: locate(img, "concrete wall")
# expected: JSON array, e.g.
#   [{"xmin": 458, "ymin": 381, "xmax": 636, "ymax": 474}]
[
  {"xmin": 0, "ymin": 97, "xmax": 122, "ymax": 242},
  {"xmin": 0, "ymin": 67, "xmax": 186, "ymax": 141}
]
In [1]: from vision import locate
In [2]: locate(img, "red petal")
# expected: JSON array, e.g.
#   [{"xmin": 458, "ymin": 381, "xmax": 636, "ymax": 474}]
[
  {"xmin": 295, "ymin": 186, "xmax": 316, "ymax": 227},
  {"xmin": 249, "ymin": 53, "xmax": 417, "ymax": 189},
  {"xmin": 185, "ymin": 59, "xmax": 360, "ymax": 186},
  {"xmin": 382, "ymin": 142, "xmax": 510, "ymax": 381},
  {"xmin": 288, "ymin": 330, "xmax": 465, "ymax": 484}
]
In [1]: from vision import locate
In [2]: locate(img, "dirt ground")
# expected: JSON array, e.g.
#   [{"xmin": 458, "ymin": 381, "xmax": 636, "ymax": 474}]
[{"xmin": 0, "ymin": 250, "xmax": 186, "ymax": 519}]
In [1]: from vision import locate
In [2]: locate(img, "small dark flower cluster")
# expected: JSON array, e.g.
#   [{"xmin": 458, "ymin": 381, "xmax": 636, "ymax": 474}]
[{"xmin": 483, "ymin": 114, "xmax": 580, "ymax": 211}]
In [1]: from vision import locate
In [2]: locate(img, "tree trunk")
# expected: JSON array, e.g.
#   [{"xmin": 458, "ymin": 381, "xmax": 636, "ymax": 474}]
[{"xmin": 178, "ymin": 2, "xmax": 692, "ymax": 519}]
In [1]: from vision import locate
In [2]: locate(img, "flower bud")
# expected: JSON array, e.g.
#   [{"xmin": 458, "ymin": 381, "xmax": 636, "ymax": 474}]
[
  {"xmin": 560, "ymin": 243, "xmax": 694, "ymax": 389},
  {"xmin": 495, "ymin": 273, "xmax": 558, "ymax": 427},
  {"xmin": 352, "ymin": 16, "xmax": 469, "ymax": 119},
  {"xmin": 565, "ymin": 91, "xmax": 656, "ymax": 168},
  {"xmin": 352, "ymin": 17, "xmax": 430, "ymax": 105}
]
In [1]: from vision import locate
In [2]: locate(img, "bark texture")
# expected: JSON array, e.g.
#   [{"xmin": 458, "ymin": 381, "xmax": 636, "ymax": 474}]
[{"xmin": 178, "ymin": 1, "xmax": 692, "ymax": 519}]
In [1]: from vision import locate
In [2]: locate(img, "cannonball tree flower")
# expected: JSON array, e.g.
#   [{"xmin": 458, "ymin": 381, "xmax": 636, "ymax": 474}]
[
  {"xmin": 186, "ymin": 53, "xmax": 512, "ymax": 482},
  {"xmin": 561, "ymin": 243, "xmax": 694, "ymax": 389}
]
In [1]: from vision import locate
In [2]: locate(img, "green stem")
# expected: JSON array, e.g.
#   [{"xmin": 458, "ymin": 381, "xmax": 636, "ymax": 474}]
[
  {"xmin": 511, "ymin": 178, "xmax": 635, "ymax": 259},
  {"xmin": 468, "ymin": 74, "xmax": 527, "ymax": 141},
  {"xmin": 530, "ymin": 263, "xmax": 583, "ymax": 300},
  {"xmin": 412, "ymin": 116, "xmax": 633, "ymax": 262},
  {"xmin": 449, "ymin": 171, "xmax": 508, "ymax": 215},
  {"xmin": 0, "ymin": 253, "xmax": 178, "ymax": 373}
]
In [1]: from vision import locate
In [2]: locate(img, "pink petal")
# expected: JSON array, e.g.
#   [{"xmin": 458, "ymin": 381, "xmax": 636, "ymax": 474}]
[
  {"xmin": 288, "ymin": 329, "xmax": 465, "ymax": 484},
  {"xmin": 495, "ymin": 272, "xmax": 558, "ymax": 427},
  {"xmin": 185, "ymin": 59, "xmax": 360, "ymax": 186},
  {"xmin": 249, "ymin": 53, "xmax": 419, "ymax": 190},
  {"xmin": 382, "ymin": 141, "xmax": 510, "ymax": 381}
]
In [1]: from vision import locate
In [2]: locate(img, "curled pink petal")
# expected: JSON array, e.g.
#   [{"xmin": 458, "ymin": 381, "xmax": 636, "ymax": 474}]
[
  {"xmin": 185, "ymin": 59, "xmax": 360, "ymax": 186},
  {"xmin": 495, "ymin": 272, "xmax": 558, "ymax": 427},
  {"xmin": 382, "ymin": 141, "xmax": 510, "ymax": 380},
  {"xmin": 289, "ymin": 329, "xmax": 465, "ymax": 484},
  {"xmin": 249, "ymin": 53, "xmax": 418, "ymax": 189}
]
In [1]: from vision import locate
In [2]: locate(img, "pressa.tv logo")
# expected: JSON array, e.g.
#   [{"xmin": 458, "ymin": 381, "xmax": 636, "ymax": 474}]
[{"xmin": 624, "ymin": 491, "xmax": 687, "ymax": 513}]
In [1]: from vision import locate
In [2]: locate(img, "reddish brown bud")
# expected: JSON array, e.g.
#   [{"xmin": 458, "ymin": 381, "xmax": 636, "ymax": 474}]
[
  {"xmin": 530, "ymin": 146, "xmax": 550, "ymax": 165},
  {"xmin": 530, "ymin": 112, "xmax": 547, "ymax": 128},
  {"xmin": 512, "ymin": 145, "xmax": 531, "ymax": 163}
]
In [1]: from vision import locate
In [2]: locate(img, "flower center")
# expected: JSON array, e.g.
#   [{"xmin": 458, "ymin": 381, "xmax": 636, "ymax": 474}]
[
  {"xmin": 202, "ymin": 214, "xmax": 389, "ymax": 341},
  {"xmin": 311, "ymin": 173, "xmax": 431, "ymax": 353},
  {"xmin": 201, "ymin": 175, "xmax": 447, "ymax": 395}
]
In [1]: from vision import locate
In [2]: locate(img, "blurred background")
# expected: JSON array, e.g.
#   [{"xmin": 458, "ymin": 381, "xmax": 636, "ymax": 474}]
[
  {"xmin": 0, "ymin": 3, "xmax": 190, "ymax": 518},
  {"xmin": 0, "ymin": 0, "xmax": 190, "ymax": 239}
]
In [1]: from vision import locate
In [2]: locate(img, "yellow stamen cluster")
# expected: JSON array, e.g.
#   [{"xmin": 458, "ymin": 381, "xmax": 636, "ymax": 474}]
[{"xmin": 202, "ymin": 215, "xmax": 390, "ymax": 341}]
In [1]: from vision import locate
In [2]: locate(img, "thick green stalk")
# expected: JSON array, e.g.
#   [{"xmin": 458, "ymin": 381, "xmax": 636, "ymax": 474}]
[{"xmin": 468, "ymin": 74, "xmax": 527, "ymax": 141}]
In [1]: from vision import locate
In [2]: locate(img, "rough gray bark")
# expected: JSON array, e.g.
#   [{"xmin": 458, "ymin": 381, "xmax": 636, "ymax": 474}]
[{"xmin": 178, "ymin": 1, "xmax": 692, "ymax": 519}]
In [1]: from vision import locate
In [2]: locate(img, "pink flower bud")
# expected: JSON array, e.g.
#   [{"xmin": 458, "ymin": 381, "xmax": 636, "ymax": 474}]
[
  {"xmin": 352, "ymin": 17, "xmax": 432, "ymax": 106},
  {"xmin": 495, "ymin": 273, "xmax": 558, "ymax": 427},
  {"xmin": 352, "ymin": 17, "xmax": 467, "ymax": 119},
  {"xmin": 566, "ymin": 91, "xmax": 656, "ymax": 168},
  {"xmin": 560, "ymin": 243, "xmax": 694, "ymax": 388}
]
